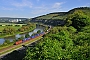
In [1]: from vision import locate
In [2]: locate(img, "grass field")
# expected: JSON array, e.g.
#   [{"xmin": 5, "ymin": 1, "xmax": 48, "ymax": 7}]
[
  {"xmin": 0, "ymin": 23, "xmax": 26, "ymax": 32},
  {"xmin": 0, "ymin": 23, "xmax": 26, "ymax": 26},
  {"xmin": 0, "ymin": 23, "xmax": 26, "ymax": 25},
  {"xmin": 0, "ymin": 26, "xmax": 21, "ymax": 32},
  {"xmin": 0, "ymin": 23, "xmax": 14, "ymax": 25}
]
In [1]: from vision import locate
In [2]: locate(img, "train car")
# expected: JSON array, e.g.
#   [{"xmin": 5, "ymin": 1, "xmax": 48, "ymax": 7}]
[
  {"xmin": 22, "ymin": 38, "xmax": 27, "ymax": 42},
  {"xmin": 34, "ymin": 34, "xmax": 39, "ymax": 37},
  {"xmin": 14, "ymin": 31, "xmax": 46, "ymax": 45},
  {"xmin": 15, "ymin": 40, "xmax": 22, "ymax": 45},
  {"xmin": 39, "ymin": 32, "xmax": 45, "ymax": 36},
  {"xmin": 31, "ymin": 36, "xmax": 35, "ymax": 39},
  {"xmin": 22, "ymin": 37, "xmax": 31, "ymax": 42}
]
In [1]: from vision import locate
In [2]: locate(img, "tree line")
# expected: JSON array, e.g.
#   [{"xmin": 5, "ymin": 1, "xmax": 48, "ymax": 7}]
[{"xmin": 0, "ymin": 23, "xmax": 36, "ymax": 36}]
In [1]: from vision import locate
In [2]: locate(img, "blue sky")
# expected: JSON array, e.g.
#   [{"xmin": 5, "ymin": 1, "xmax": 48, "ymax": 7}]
[{"xmin": 0, "ymin": 0, "xmax": 90, "ymax": 18}]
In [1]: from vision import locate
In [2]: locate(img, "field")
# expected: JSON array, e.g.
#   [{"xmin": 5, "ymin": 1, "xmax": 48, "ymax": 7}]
[
  {"xmin": 0, "ymin": 26, "xmax": 21, "ymax": 32},
  {"xmin": 0, "ymin": 23, "xmax": 26, "ymax": 26},
  {"xmin": 0, "ymin": 23, "xmax": 26, "ymax": 32}
]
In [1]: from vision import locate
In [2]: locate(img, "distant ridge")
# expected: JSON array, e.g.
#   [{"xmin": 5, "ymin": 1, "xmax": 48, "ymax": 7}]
[
  {"xmin": 30, "ymin": 7, "xmax": 90, "ymax": 26},
  {"xmin": 32, "ymin": 7, "xmax": 90, "ymax": 20}
]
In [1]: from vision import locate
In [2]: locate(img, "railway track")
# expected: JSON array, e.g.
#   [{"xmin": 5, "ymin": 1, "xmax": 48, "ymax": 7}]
[
  {"xmin": 0, "ymin": 36, "xmax": 42, "ymax": 57},
  {"xmin": 0, "ymin": 25, "xmax": 51, "ymax": 58}
]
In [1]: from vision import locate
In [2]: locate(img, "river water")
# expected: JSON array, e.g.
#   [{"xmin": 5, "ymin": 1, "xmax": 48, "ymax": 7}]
[{"xmin": 0, "ymin": 25, "xmax": 44, "ymax": 44}]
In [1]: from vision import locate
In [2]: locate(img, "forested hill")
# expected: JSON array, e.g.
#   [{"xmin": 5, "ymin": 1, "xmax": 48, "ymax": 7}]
[
  {"xmin": 33, "ymin": 7, "xmax": 90, "ymax": 20},
  {"xmin": 31, "ymin": 7, "xmax": 90, "ymax": 26},
  {"xmin": 67, "ymin": 7, "xmax": 90, "ymax": 17},
  {"xmin": 33, "ymin": 12, "xmax": 67, "ymax": 20},
  {"xmin": 24, "ymin": 7, "xmax": 90, "ymax": 60}
]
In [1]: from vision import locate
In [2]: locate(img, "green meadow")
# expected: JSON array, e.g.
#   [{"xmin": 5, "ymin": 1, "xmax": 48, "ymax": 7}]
[{"xmin": 0, "ymin": 23, "xmax": 26, "ymax": 32}]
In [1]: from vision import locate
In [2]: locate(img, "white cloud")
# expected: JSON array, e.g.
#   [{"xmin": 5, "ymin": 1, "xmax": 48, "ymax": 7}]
[
  {"xmin": 11, "ymin": 0, "xmax": 33, "ymax": 8},
  {"xmin": 0, "ymin": 0, "xmax": 66, "ymax": 17},
  {"xmin": 84, "ymin": 3, "xmax": 90, "ymax": 7},
  {"xmin": 2, "ymin": 7, "xmax": 13, "ymax": 11},
  {"xmin": 52, "ymin": 2, "xmax": 64, "ymax": 9},
  {"xmin": 30, "ymin": 2, "xmax": 65, "ymax": 16},
  {"xmin": 2, "ymin": 7, "xmax": 15, "ymax": 11},
  {"xmin": 1, "ymin": 0, "xmax": 33, "ymax": 11},
  {"xmin": 1, "ymin": 6, "xmax": 24, "ymax": 11}
]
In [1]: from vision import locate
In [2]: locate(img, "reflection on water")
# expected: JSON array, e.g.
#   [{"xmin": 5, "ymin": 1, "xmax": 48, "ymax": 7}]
[
  {"xmin": 0, "ymin": 39, "xmax": 4, "ymax": 44},
  {"xmin": 0, "ymin": 26, "xmax": 44, "ymax": 44}
]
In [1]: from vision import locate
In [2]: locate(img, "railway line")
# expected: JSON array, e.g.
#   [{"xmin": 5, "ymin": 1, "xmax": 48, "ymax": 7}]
[{"xmin": 0, "ymin": 25, "xmax": 51, "ymax": 58}]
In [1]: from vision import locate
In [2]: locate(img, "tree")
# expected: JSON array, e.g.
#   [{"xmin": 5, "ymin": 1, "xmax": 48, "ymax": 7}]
[
  {"xmin": 3, "ymin": 40, "xmax": 10, "ymax": 45},
  {"xmin": 2, "ymin": 27, "xmax": 16, "ymax": 34},
  {"xmin": 37, "ymin": 30, "xmax": 41, "ymax": 33},
  {"xmin": 24, "ymin": 29, "xmax": 74, "ymax": 60},
  {"xmin": 17, "ymin": 36, "xmax": 24, "ymax": 40},
  {"xmin": 24, "ymin": 26, "xmax": 90, "ymax": 60},
  {"xmin": 66, "ymin": 10, "xmax": 90, "ymax": 31},
  {"xmin": 25, "ymin": 33, "xmax": 30, "ymax": 38}
]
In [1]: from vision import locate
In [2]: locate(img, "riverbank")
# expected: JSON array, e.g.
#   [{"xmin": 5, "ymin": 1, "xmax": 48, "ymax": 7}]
[
  {"xmin": 0, "ymin": 24, "xmax": 36, "ymax": 38},
  {"xmin": 0, "ymin": 36, "xmax": 42, "ymax": 57},
  {"xmin": 0, "ymin": 27, "xmax": 35, "ymax": 38}
]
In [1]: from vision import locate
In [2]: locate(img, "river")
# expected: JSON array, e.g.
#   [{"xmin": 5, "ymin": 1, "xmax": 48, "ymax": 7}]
[{"xmin": 0, "ymin": 25, "xmax": 44, "ymax": 44}]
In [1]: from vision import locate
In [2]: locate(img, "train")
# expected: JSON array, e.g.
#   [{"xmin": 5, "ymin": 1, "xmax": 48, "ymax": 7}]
[
  {"xmin": 14, "ymin": 32, "xmax": 45, "ymax": 45},
  {"xmin": 14, "ymin": 25, "xmax": 51, "ymax": 45}
]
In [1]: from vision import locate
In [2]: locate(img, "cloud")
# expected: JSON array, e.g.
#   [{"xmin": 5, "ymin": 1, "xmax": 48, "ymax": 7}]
[
  {"xmin": 52, "ymin": 2, "xmax": 64, "ymax": 9},
  {"xmin": 1, "ymin": 7, "xmax": 24, "ymax": 11},
  {"xmin": 2, "ymin": 7, "xmax": 13, "ymax": 11},
  {"xmin": 11, "ymin": 0, "xmax": 33, "ymax": 8},
  {"xmin": 0, "ymin": 0, "xmax": 33, "ymax": 11},
  {"xmin": 84, "ymin": 3, "xmax": 90, "ymax": 6},
  {"xmin": 2, "ymin": 7, "xmax": 15, "ymax": 11},
  {"xmin": 0, "ymin": 0, "xmax": 66, "ymax": 17},
  {"xmin": 30, "ymin": 2, "xmax": 65, "ymax": 16}
]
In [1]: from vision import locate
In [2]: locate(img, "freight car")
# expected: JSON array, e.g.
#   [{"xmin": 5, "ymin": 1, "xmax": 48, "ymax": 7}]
[
  {"xmin": 14, "ymin": 32, "xmax": 45, "ymax": 45},
  {"xmin": 15, "ymin": 40, "xmax": 22, "ymax": 45}
]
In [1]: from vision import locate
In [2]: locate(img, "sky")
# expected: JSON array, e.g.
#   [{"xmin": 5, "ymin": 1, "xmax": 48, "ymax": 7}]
[{"xmin": 0, "ymin": 0, "xmax": 90, "ymax": 18}]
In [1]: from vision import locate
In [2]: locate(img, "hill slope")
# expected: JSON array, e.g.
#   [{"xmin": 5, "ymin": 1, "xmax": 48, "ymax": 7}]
[
  {"xmin": 31, "ymin": 7, "xmax": 90, "ymax": 26},
  {"xmin": 32, "ymin": 7, "xmax": 90, "ymax": 20}
]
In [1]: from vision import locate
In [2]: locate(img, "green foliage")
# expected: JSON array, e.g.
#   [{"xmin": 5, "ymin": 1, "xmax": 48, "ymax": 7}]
[
  {"xmin": 24, "ymin": 25, "xmax": 90, "ymax": 60},
  {"xmin": 67, "ymin": 26, "xmax": 77, "ymax": 33},
  {"xmin": 33, "ymin": 7, "xmax": 90, "ymax": 22},
  {"xmin": 2, "ymin": 27, "xmax": 16, "ymax": 34},
  {"xmin": 37, "ymin": 30, "xmax": 41, "ymax": 34},
  {"xmin": 81, "ymin": 26, "xmax": 90, "ymax": 33},
  {"xmin": 18, "ymin": 23, "xmax": 36, "ymax": 32},
  {"xmin": 23, "ymin": 7, "xmax": 90, "ymax": 60},
  {"xmin": 18, "ymin": 36, "xmax": 24, "ymax": 40},
  {"xmin": 3, "ymin": 40, "xmax": 11, "ymax": 45},
  {"xmin": 66, "ymin": 10, "xmax": 90, "ymax": 30},
  {"xmin": 25, "ymin": 33, "xmax": 30, "ymax": 38}
]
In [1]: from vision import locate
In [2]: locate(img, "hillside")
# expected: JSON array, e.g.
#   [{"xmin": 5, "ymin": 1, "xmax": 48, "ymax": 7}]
[
  {"xmin": 24, "ymin": 7, "xmax": 90, "ymax": 60},
  {"xmin": 32, "ymin": 12, "xmax": 67, "ymax": 20},
  {"xmin": 67, "ymin": 7, "xmax": 90, "ymax": 17},
  {"xmin": 34, "ymin": 12, "xmax": 67, "ymax": 20},
  {"xmin": 30, "ymin": 7, "xmax": 90, "ymax": 26},
  {"xmin": 33, "ymin": 7, "xmax": 90, "ymax": 20}
]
